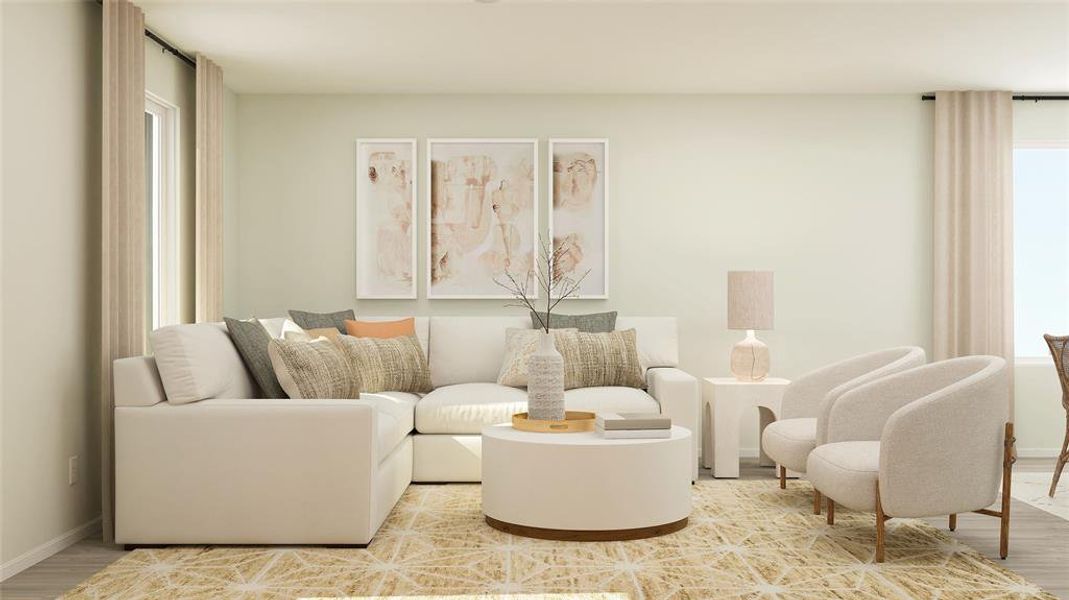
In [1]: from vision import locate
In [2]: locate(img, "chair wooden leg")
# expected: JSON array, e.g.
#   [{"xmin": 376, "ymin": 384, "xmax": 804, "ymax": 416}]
[
  {"xmin": 948, "ymin": 514, "xmax": 956, "ymax": 531},
  {"xmin": 1050, "ymin": 416, "xmax": 1068, "ymax": 498},
  {"xmin": 826, "ymin": 498, "xmax": 835, "ymax": 525},
  {"xmin": 875, "ymin": 481, "xmax": 886, "ymax": 563},
  {"xmin": 1000, "ymin": 422, "xmax": 1015, "ymax": 559},
  {"xmin": 813, "ymin": 490, "xmax": 822, "ymax": 515},
  {"xmin": 779, "ymin": 466, "xmax": 786, "ymax": 490},
  {"xmin": 969, "ymin": 423, "xmax": 1017, "ymax": 560}
]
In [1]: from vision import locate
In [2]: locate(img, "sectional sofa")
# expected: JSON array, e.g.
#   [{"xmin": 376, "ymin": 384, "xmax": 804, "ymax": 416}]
[{"xmin": 112, "ymin": 315, "xmax": 698, "ymax": 546}]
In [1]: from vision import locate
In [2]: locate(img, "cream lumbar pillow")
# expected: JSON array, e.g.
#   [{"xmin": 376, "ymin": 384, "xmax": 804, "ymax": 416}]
[
  {"xmin": 555, "ymin": 328, "xmax": 646, "ymax": 390},
  {"xmin": 337, "ymin": 334, "xmax": 432, "ymax": 394},
  {"xmin": 497, "ymin": 328, "xmax": 578, "ymax": 388},
  {"xmin": 267, "ymin": 337, "xmax": 359, "ymax": 400}
]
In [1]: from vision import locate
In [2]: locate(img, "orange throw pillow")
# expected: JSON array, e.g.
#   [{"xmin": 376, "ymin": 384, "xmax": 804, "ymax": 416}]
[{"xmin": 345, "ymin": 317, "xmax": 416, "ymax": 339}]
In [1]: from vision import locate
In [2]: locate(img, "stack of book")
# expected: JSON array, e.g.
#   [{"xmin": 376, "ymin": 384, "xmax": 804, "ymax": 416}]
[{"xmin": 595, "ymin": 412, "xmax": 672, "ymax": 439}]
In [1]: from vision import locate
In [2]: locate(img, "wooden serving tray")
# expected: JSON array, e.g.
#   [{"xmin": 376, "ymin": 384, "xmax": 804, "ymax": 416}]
[{"xmin": 512, "ymin": 411, "xmax": 596, "ymax": 433}]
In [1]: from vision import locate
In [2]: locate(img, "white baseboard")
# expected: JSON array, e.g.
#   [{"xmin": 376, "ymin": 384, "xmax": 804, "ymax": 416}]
[
  {"xmin": 1017, "ymin": 448, "xmax": 1061, "ymax": 459},
  {"xmin": 0, "ymin": 516, "xmax": 101, "ymax": 582},
  {"xmin": 734, "ymin": 448, "xmax": 1060, "ymax": 459}
]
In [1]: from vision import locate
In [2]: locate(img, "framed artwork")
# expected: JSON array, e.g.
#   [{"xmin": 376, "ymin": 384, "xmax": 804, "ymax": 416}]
[
  {"xmin": 355, "ymin": 139, "xmax": 417, "ymax": 299},
  {"xmin": 549, "ymin": 138, "xmax": 608, "ymax": 298},
  {"xmin": 427, "ymin": 138, "xmax": 539, "ymax": 299}
]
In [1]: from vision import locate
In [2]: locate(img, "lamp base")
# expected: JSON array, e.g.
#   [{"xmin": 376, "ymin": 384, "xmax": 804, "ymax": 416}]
[{"xmin": 730, "ymin": 330, "xmax": 770, "ymax": 382}]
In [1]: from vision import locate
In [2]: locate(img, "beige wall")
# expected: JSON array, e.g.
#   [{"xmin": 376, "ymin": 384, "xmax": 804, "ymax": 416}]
[
  {"xmin": 144, "ymin": 38, "xmax": 196, "ymax": 324},
  {"xmin": 233, "ymin": 94, "xmax": 936, "ymax": 452},
  {"xmin": 1013, "ymin": 101, "xmax": 1069, "ymax": 454},
  {"xmin": 1, "ymin": 0, "xmax": 102, "ymax": 570}
]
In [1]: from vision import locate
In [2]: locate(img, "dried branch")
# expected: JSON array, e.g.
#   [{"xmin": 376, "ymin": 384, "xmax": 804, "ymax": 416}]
[{"xmin": 494, "ymin": 236, "xmax": 593, "ymax": 333}]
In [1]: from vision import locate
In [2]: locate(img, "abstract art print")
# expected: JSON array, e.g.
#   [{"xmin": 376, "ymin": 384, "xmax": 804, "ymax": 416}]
[
  {"xmin": 550, "ymin": 138, "xmax": 608, "ymax": 298},
  {"xmin": 355, "ymin": 139, "xmax": 417, "ymax": 299},
  {"xmin": 427, "ymin": 139, "xmax": 538, "ymax": 299}
]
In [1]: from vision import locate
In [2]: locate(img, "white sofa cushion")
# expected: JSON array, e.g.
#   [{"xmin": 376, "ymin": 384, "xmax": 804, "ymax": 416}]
[
  {"xmin": 258, "ymin": 318, "xmax": 303, "ymax": 340},
  {"xmin": 615, "ymin": 317, "xmax": 679, "ymax": 370},
  {"xmin": 150, "ymin": 323, "xmax": 257, "ymax": 405},
  {"xmin": 806, "ymin": 441, "xmax": 881, "ymax": 512},
  {"xmin": 563, "ymin": 386, "xmax": 660, "ymax": 414},
  {"xmin": 429, "ymin": 317, "xmax": 530, "ymax": 387},
  {"xmin": 416, "ymin": 383, "xmax": 527, "ymax": 434},
  {"xmin": 761, "ymin": 417, "xmax": 818, "ymax": 473}
]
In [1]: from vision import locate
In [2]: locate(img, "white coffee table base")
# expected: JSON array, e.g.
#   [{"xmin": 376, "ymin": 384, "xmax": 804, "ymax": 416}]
[{"xmin": 482, "ymin": 424, "xmax": 692, "ymax": 541}]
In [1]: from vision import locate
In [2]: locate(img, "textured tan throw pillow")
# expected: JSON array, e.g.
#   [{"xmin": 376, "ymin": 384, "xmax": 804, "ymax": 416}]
[
  {"xmin": 267, "ymin": 337, "xmax": 359, "ymax": 400},
  {"xmin": 283, "ymin": 327, "xmax": 342, "ymax": 344},
  {"xmin": 498, "ymin": 328, "xmax": 578, "ymax": 388},
  {"xmin": 338, "ymin": 334, "xmax": 432, "ymax": 394},
  {"xmin": 556, "ymin": 329, "xmax": 646, "ymax": 390}
]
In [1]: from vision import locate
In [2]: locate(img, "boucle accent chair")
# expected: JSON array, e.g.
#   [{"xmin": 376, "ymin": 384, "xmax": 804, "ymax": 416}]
[
  {"xmin": 761, "ymin": 346, "xmax": 926, "ymax": 512},
  {"xmin": 806, "ymin": 355, "xmax": 1014, "ymax": 563}
]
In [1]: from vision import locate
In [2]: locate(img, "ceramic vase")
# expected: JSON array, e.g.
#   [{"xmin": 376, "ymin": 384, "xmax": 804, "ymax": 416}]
[
  {"xmin": 730, "ymin": 329, "xmax": 770, "ymax": 381},
  {"xmin": 527, "ymin": 330, "xmax": 565, "ymax": 421}
]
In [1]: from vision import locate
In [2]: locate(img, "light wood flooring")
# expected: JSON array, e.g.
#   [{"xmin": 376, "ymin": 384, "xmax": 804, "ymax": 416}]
[{"xmin": 2, "ymin": 457, "xmax": 1066, "ymax": 600}]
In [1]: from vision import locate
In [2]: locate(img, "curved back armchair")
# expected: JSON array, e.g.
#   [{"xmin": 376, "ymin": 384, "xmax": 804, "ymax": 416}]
[
  {"xmin": 810, "ymin": 355, "xmax": 1012, "ymax": 562},
  {"xmin": 763, "ymin": 347, "xmax": 925, "ymax": 493},
  {"xmin": 1043, "ymin": 334, "xmax": 1069, "ymax": 497},
  {"xmin": 781, "ymin": 346, "xmax": 928, "ymax": 423}
]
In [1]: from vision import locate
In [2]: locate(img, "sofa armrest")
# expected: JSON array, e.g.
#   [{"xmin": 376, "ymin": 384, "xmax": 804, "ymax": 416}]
[
  {"xmin": 113, "ymin": 356, "xmax": 167, "ymax": 407},
  {"xmin": 648, "ymin": 367, "xmax": 699, "ymax": 481},
  {"xmin": 115, "ymin": 398, "xmax": 380, "ymax": 544}
]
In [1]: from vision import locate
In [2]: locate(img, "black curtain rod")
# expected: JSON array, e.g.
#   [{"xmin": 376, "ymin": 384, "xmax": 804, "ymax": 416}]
[
  {"xmin": 921, "ymin": 94, "xmax": 1069, "ymax": 102},
  {"xmin": 94, "ymin": 0, "xmax": 195, "ymax": 68},
  {"xmin": 145, "ymin": 29, "xmax": 195, "ymax": 69}
]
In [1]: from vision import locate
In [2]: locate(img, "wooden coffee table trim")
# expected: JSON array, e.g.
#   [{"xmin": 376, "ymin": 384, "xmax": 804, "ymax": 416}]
[{"xmin": 485, "ymin": 515, "xmax": 688, "ymax": 541}]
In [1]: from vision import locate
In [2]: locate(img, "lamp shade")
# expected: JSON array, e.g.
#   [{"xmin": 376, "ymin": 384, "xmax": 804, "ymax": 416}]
[{"xmin": 727, "ymin": 271, "xmax": 774, "ymax": 330}]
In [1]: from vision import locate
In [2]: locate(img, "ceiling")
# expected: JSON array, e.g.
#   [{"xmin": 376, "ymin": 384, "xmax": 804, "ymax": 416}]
[{"xmin": 140, "ymin": 1, "xmax": 1069, "ymax": 94}]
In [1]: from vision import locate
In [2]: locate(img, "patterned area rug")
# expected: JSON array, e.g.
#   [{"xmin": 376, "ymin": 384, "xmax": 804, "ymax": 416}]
[
  {"xmin": 1009, "ymin": 471, "xmax": 1069, "ymax": 521},
  {"xmin": 65, "ymin": 481, "xmax": 1054, "ymax": 599}
]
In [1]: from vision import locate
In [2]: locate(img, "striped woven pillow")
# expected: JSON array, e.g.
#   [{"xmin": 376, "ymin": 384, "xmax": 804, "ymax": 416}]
[
  {"xmin": 338, "ymin": 334, "xmax": 432, "ymax": 394},
  {"xmin": 555, "ymin": 329, "xmax": 645, "ymax": 390},
  {"xmin": 267, "ymin": 337, "xmax": 359, "ymax": 400}
]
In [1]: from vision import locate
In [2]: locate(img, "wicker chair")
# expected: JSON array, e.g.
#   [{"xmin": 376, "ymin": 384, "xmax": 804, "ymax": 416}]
[{"xmin": 1044, "ymin": 335, "xmax": 1069, "ymax": 498}]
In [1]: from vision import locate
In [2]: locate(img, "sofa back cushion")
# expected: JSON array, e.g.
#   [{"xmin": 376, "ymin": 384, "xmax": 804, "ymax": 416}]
[
  {"xmin": 150, "ymin": 322, "xmax": 258, "ymax": 404},
  {"xmin": 429, "ymin": 316, "xmax": 530, "ymax": 387},
  {"xmin": 614, "ymin": 317, "xmax": 679, "ymax": 370}
]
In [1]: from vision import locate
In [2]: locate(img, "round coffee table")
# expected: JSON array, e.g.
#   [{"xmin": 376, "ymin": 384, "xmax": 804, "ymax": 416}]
[{"xmin": 481, "ymin": 423, "xmax": 692, "ymax": 541}]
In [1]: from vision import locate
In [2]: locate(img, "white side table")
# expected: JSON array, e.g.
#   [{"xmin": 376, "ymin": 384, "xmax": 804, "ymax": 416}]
[{"xmin": 702, "ymin": 377, "xmax": 791, "ymax": 478}]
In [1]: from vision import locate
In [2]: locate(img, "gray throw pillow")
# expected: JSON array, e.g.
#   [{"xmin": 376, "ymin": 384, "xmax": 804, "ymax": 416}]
[
  {"xmin": 530, "ymin": 310, "xmax": 617, "ymax": 333},
  {"xmin": 224, "ymin": 317, "xmax": 287, "ymax": 399},
  {"xmin": 288, "ymin": 309, "xmax": 355, "ymax": 333}
]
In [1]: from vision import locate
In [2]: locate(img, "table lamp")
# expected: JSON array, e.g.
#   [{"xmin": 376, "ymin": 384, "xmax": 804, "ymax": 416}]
[{"xmin": 727, "ymin": 270, "xmax": 774, "ymax": 381}]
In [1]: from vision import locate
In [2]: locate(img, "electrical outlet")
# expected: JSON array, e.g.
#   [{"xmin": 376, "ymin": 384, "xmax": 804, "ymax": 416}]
[{"xmin": 68, "ymin": 455, "xmax": 79, "ymax": 486}]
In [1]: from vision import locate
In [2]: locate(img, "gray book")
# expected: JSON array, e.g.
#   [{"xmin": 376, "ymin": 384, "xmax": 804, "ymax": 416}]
[
  {"xmin": 596, "ymin": 412, "xmax": 671, "ymax": 430},
  {"xmin": 596, "ymin": 424, "xmax": 672, "ymax": 439}
]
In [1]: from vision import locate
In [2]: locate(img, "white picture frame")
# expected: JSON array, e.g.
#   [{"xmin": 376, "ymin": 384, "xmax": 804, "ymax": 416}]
[
  {"xmin": 549, "ymin": 138, "xmax": 609, "ymax": 299},
  {"xmin": 355, "ymin": 138, "xmax": 417, "ymax": 299},
  {"xmin": 426, "ymin": 138, "xmax": 539, "ymax": 299}
]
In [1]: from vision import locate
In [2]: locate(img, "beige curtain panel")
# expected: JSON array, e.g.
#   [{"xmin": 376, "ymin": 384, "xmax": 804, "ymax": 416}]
[
  {"xmin": 196, "ymin": 55, "xmax": 224, "ymax": 322},
  {"xmin": 932, "ymin": 90, "xmax": 1014, "ymax": 410},
  {"xmin": 101, "ymin": 0, "xmax": 146, "ymax": 542}
]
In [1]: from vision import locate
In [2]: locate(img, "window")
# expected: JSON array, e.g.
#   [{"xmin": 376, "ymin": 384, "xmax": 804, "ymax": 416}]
[
  {"xmin": 1014, "ymin": 144, "xmax": 1069, "ymax": 358},
  {"xmin": 145, "ymin": 92, "xmax": 180, "ymax": 331}
]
